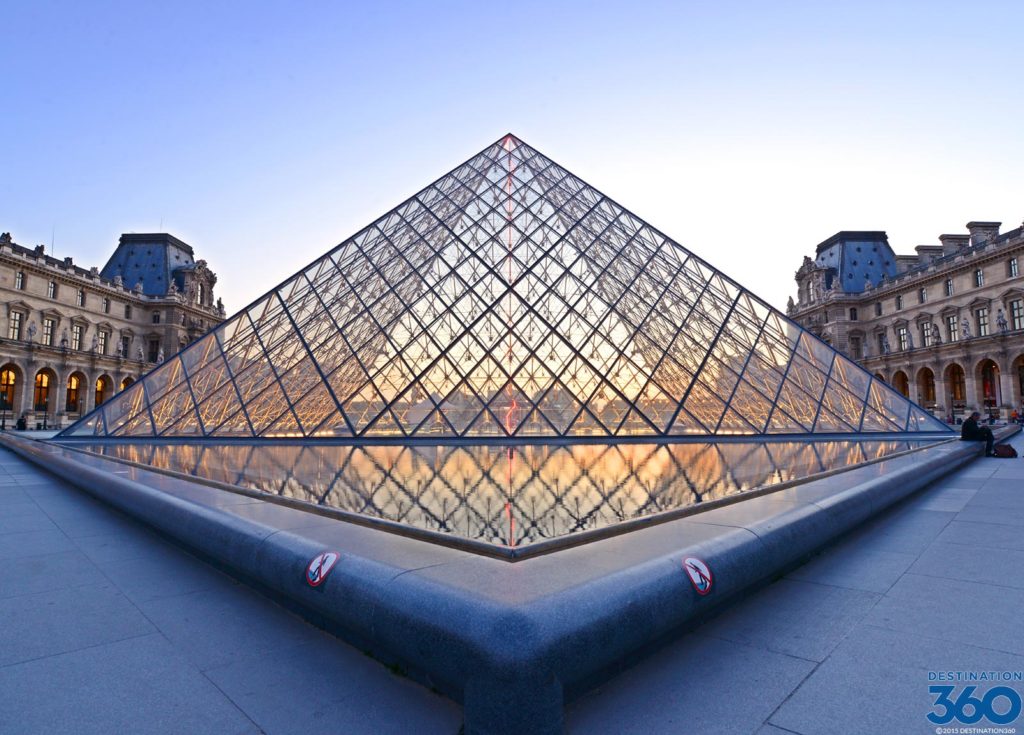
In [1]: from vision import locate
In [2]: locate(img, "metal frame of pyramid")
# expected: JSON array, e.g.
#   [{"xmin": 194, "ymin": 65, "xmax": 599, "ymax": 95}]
[{"xmin": 58, "ymin": 134, "xmax": 952, "ymax": 441}]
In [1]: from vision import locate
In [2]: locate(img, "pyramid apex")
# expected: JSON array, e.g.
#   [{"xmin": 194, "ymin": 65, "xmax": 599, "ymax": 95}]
[{"xmin": 498, "ymin": 132, "xmax": 525, "ymax": 150}]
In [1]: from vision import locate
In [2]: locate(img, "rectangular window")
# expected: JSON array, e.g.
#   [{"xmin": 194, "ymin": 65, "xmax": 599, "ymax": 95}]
[
  {"xmin": 1010, "ymin": 258, "xmax": 1019, "ymax": 278},
  {"xmin": 922, "ymin": 323, "xmax": 933, "ymax": 347},
  {"xmin": 71, "ymin": 324, "xmax": 82, "ymax": 350},
  {"xmin": 125, "ymin": 304, "xmax": 132, "ymax": 319},
  {"xmin": 896, "ymin": 295, "xmax": 904, "ymax": 310},
  {"xmin": 897, "ymin": 326, "xmax": 908, "ymax": 351},
  {"xmin": 977, "ymin": 307, "xmax": 989, "ymax": 337},
  {"xmin": 77, "ymin": 289, "xmax": 85, "ymax": 307},
  {"xmin": 946, "ymin": 314, "xmax": 959, "ymax": 342},
  {"xmin": 98, "ymin": 331, "xmax": 108, "ymax": 355},
  {"xmin": 975, "ymin": 268, "xmax": 985, "ymax": 287},
  {"xmin": 152, "ymin": 312, "xmax": 161, "ymax": 324},
  {"xmin": 121, "ymin": 335, "xmax": 131, "ymax": 357},
  {"xmin": 103, "ymin": 298, "xmax": 110, "ymax": 314},
  {"xmin": 14, "ymin": 271, "xmax": 24, "ymax": 290},
  {"xmin": 874, "ymin": 302, "xmax": 882, "ymax": 317},
  {"xmin": 8, "ymin": 312, "xmax": 22, "ymax": 340},
  {"xmin": 148, "ymin": 339, "xmax": 160, "ymax": 363},
  {"xmin": 1012, "ymin": 300, "xmax": 1024, "ymax": 330},
  {"xmin": 42, "ymin": 318, "xmax": 55, "ymax": 346},
  {"xmin": 849, "ymin": 307, "xmax": 858, "ymax": 321},
  {"xmin": 878, "ymin": 333, "xmax": 887, "ymax": 354},
  {"xmin": 945, "ymin": 278, "xmax": 954, "ymax": 297},
  {"xmin": 47, "ymin": 281, "xmax": 57, "ymax": 299},
  {"xmin": 918, "ymin": 287, "xmax": 927, "ymax": 304}
]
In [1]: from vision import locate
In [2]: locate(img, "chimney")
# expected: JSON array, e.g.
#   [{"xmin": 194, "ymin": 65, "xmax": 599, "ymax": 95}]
[
  {"xmin": 939, "ymin": 234, "xmax": 969, "ymax": 256},
  {"xmin": 966, "ymin": 221, "xmax": 1001, "ymax": 247},
  {"xmin": 914, "ymin": 245, "xmax": 943, "ymax": 266}
]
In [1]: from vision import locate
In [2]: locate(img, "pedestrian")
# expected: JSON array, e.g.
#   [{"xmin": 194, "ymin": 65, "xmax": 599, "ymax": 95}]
[{"xmin": 961, "ymin": 411, "xmax": 995, "ymax": 456}]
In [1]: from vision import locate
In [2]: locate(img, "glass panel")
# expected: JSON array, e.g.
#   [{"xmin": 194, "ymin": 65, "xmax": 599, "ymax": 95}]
[{"xmin": 103, "ymin": 382, "xmax": 148, "ymax": 435}]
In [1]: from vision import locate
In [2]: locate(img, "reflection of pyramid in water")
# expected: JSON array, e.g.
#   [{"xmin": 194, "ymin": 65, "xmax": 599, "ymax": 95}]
[{"xmin": 61, "ymin": 134, "xmax": 950, "ymax": 439}]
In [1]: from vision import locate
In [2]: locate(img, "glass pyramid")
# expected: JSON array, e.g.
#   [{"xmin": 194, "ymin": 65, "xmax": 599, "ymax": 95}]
[{"xmin": 59, "ymin": 134, "xmax": 950, "ymax": 440}]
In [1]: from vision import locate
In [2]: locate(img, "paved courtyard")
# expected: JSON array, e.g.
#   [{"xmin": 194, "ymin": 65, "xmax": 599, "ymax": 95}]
[{"xmin": 1, "ymin": 434, "xmax": 1022, "ymax": 734}]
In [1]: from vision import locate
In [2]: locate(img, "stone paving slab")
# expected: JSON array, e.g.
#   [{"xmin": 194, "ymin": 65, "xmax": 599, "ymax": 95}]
[
  {"xmin": 204, "ymin": 639, "xmax": 460, "ymax": 735},
  {"xmin": 935, "ymin": 519, "xmax": 1024, "ymax": 550},
  {"xmin": 0, "ymin": 549, "xmax": 107, "ymax": 598},
  {"xmin": 696, "ymin": 578, "xmax": 881, "ymax": 662},
  {"xmin": 570, "ymin": 430, "xmax": 1024, "ymax": 734},
  {"xmin": 0, "ymin": 582, "xmax": 155, "ymax": 667},
  {"xmin": 566, "ymin": 633, "xmax": 816, "ymax": 734},
  {"xmin": 784, "ymin": 544, "xmax": 917, "ymax": 593},
  {"xmin": 0, "ymin": 445, "xmax": 462, "ymax": 735},
  {"xmin": 769, "ymin": 624, "xmax": 1024, "ymax": 735},
  {"xmin": 0, "ymin": 634, "xmax": 260, "ymax": 735}
]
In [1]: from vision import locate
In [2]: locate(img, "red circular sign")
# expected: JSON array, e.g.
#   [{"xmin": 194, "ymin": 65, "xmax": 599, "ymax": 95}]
[
  {"xmin": 306, "ymin": 551, "xmax": 340, "ymax": 587},
  {"xmin": 682, "ymin": 556, "xmax": 713, "ymax": 595}
]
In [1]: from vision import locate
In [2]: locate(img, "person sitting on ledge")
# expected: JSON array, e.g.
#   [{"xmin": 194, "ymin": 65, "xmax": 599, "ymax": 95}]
[{"xmin": 961, "ymin": 411, "xmax": 995, "ymax": 456}]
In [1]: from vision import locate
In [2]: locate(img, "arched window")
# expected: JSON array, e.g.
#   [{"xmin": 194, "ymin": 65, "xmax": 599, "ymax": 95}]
[
  {"xmin": 948, "ymin": 365, "xmax": 966, "ymax": 404},
  {"xmin": 0, "ymin": 369, "xmax": 16, "ymax": 410},
  {"xmin": 917, "ymin": 368, "xmax": 936, "ymax": 407},
  {"xmin": 120, "ymin": 376, "xmax": 134, "ymax": 391},
  {"xmin": 66, "ymin": 375, "xmax": 81, "ymax": 412},
  {"xmin": 33, "ymin": 372, "xmax": 50, "ymax": 412},
  {"xmin": 95, "ymin": 376, "xmax": 110, "ymax": 407}
]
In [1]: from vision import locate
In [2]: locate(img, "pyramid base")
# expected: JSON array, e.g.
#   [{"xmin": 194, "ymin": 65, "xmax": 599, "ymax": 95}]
[{"xmin": 0, "ymin": 431, "xmax": 1011, "ymax": 734}]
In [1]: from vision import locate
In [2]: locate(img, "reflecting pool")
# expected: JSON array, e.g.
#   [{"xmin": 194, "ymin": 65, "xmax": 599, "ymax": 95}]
[{"xmin": 71, "ymin": 439, "xmax": 939, "ymax": 549}]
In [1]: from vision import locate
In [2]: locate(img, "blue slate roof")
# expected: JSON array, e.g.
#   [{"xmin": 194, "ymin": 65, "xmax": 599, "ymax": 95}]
[
  {"xmin": 100, "ymin": 233, "xmax": 196, "ymax": 296},
  {"xmin": 814, "ymin": 231, "xmax": 898, "ymax": 294}
]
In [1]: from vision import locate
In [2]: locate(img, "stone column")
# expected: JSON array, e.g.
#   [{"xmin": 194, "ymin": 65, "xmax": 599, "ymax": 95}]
[
  {"xmin": 934, "ymin": 373, "xmax": 948, "ymax": 419},
  {"xmin": 53, "ymin": 367, "xmax": 67, "ymax": 428},
  {"xmin": 963, "ymin": 353, "xmax": 979, "ymax": 413},
  {"xmin": 83, "ymin": 372, "xmax": 96, "ymax": 414},
  {"xmin": 999, "ymin": 369, "xmax": 1015, "ymax": 414},
  {"xmin": 18, "ymin": 364, "xmax": 35, "ymax": 420}
]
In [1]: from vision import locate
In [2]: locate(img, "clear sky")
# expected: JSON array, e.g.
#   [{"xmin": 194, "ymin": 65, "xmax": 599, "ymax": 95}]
[{"xmin": 3, "ymin": 0, "xmax": 1022, "ymax": 314}]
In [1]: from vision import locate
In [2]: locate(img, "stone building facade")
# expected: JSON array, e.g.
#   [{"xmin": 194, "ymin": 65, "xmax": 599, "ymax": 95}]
[
  {"xmin": 0, "ymin": 231, "xmax": 224, "ymax": 429},
  {"xmin": 789, "ymin": 221, "xmax": 1024, "ymax": 422}
]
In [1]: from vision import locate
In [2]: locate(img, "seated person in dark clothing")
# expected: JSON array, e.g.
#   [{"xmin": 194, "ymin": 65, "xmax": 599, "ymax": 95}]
[{"xmin": 961, "ymin": 411, "xmax": 995, "ymax": 456}]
